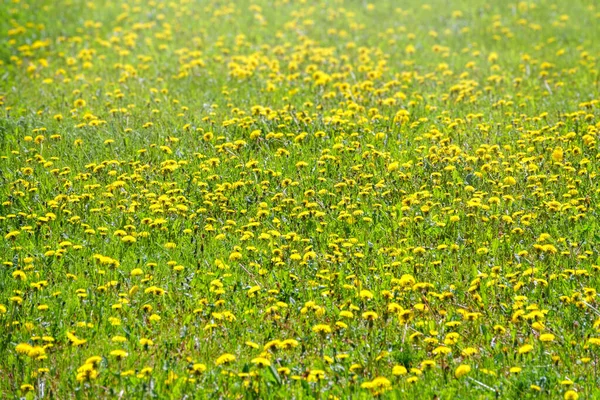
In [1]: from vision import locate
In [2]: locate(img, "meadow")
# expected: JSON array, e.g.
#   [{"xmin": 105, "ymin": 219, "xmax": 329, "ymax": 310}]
[{"xmin": 1, "ymin": 0, "xmax": 600, "ymax": 398}]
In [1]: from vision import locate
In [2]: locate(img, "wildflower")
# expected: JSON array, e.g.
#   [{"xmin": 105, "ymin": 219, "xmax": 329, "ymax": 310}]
[
  {"xmin": 455, "ymin": 365, "xmax": 471, "ymax": 378},
  {"xmin": 362, "ymin": 311, "xmax": 378, "ymax": 321},
  {"xmin": 392, "ymin": 365, "xmax": 408, "ymax": 376},
  {"xmin": 20, "ymin": 384, "xmax": 34, "ymax": 392},
  {"xmin": 564, "ymin": 390, "xmax": 579, "ymax": 400},
  {"xmin": 16, "ymin": 343, "xmax": 33, "ymax": 354},
  {"xmin": 552, "ymin": 147, "xmax": 564, "ymax": 162},
  {"xmin": 281, "ymin": 339, "xmax": 299, "ymax": 349},
  {"xmin": 12, "ymin": 270, "xmax": 26, "ymax": 280},
  {"xmin": 110, "ymin": 350, "xmax": 128, "ymax": 360},
  {"xmin": 4, "ymin": 231, "xmax": 20, "ymax": 240},
  {"xmin": 461, "ymin": 347, "xmax": 479, "ymax": 357},
  {"xmin": 335, "ymin": 321, "xmax": 348, "ymax": 329},
  {"xmin": 138, "ymin": 367, "xmax": 153, "ymax": 379},
  {"xmin": 27, "ymin": 346, "xmax": 46, "ymax": 359},
  {"xmin": 540, "ymin": 334, "xmax": 555, "ymax": 343},
  {"xmin": 307, "ymin": 370, "xmax": 325, "ymax": 382},
  {"xmin": 215, "ymin": 353, "xmax": 236, "ymax": 366},
  {"xmin": 312, "ymin": 324, "xmax": 332, "ymax": 334},
  {"xmin": 66, "ymin": 332, "xmax": 87, "ymax": 347},
  {"xmin": 85, "ymin": 356, "xmax": 102, "ymax": 366},
  {"xmin": 149, "ymin": 314, "xmax": 161, "ymax": 322},
  {"xmin": 433, "ymin": 346, "xmax": 452, "ymax": 356},
  {"xmin": 190, "ymin": 363, "xmax": 207, "ymax": 375},
  {"xmin": 251, "ymin": 357, "xmax": 271, "ymax": 367},
  {"xmin": 76, "ymin": 367, "xmax": 99, "ymax": 382},
  {"xmin": 121, "ymin": 235, "xmax": 136, "ymax": 244},
  {"xmin": 518, "ymin": 344, "xmax": 534, "ymax": 354},
  {"xmin": 387, "ymin": 162, "xmax": 399, "ymax": 172},
  {"xmin": 444, "ymin": 332, "xmax": 460, "ymax": 345},
  {"xmin": 361, "ymin": 376, "xmax": 392, "ymax": 393}
]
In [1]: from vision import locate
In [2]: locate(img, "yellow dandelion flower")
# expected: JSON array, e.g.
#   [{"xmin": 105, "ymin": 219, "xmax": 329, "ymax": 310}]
[
  {"xmin": 518, "ymin": 344, "xmax": 534, "ymax": 354},
  {"xmin": 455, "ymin": 364, "xmax": 471, "ymax": 378},
  {"xmin": 215, "ymin": 353, "xmax": 236, "ymax": 366},
  {"xmin": 251, "ymin": 357, "xmax": 271, "ymax": 367}
]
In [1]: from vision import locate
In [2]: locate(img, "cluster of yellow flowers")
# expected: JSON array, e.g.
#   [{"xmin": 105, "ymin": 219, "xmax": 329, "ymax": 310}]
[{"xmin": 1, "ymin": 0, "xmax": 600, "ymax": 398}]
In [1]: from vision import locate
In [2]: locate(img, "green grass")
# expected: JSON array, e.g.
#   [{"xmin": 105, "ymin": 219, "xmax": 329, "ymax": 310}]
[{"xmin": 1, "ymin": 0, "xmax": 600, "ymax": 398}]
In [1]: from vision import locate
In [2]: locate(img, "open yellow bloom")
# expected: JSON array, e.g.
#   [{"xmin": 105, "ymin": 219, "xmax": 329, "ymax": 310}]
[
  {"xmin": 215, "ymin": 353, "xmax": 236, "ymax": 366},
  {"xmin": 455, "ymin": 364, "xmax": 471, "ymax": 378},
  {"xmin": 251, "ymin": 357, "xmax": 271, "ymax": 367},
  {"xmin": 518, "ymin": 344, "xmax": 533, "ymax": 354}
]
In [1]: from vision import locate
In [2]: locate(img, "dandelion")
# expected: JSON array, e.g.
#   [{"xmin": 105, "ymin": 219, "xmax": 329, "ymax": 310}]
[
  {"xmin": 20, "ymin": 384, "xmax": 34, "ymax": 392},
  {"xmin": 362, "ymin": 311, "xmax": 378, "ymax": 321},
  {"xmin": 307, "ymin": 370, "xmax": 325, "ymax": 382},
  {"xmin": 312, "ymin": 324, "xmax": 332, "ymax": 334},
  {"xmin": 461, "ymin": 347, "xmax": 479, "ymax": 357},
  {"xmin": 4, "ymin": 231, "xmax": 20, "ymax": 240},
  {"xmin": 564, "ymin": 390, "xmax": 579, "ymax": 400},
  {"xmin": 149, "ymin": 314, "xmax": 161, "ymax": 322},
  {"xmin": 540, "ymin": 334, "xmax": 555, "ymax": 343},
  {"xmin": 215, "ymin": 353, "xmax": 236, "ymax": 366},
  {"xmin": 66, "ymin": 332, "xmax": 87, "ymax": 347},
  {"xmin": 110, "ymin": 350, "xmax": 128, "ymax": 360},
  {"xmin": 361, "ymin": 376, "xmax": 392, "ymax": 394},
  {"xmin": 85, "ymin": 356, "xmax": 102, "ymax": 366},
  {"xmin": 387, "ymin": 162, "xmax": 399, "ymax": 172},
  {"xmin": 190, "ymin": 363, "xmax": 207, "ymax": 375},
  {"xmin": 552, "ymin": 147, "xmax": 564, "ymax": 162},
  {"xmin": 16, "ymin": 343, "xmax": 33, "ymax": 355},
  {"xmin": 518, "ymin": 344, "xmax": 534, "ymax": 355},
  {"xmin": 393, "ymin": 365, "xmax": 408, "ymax": 376},
  {"xmin": 433, "ymin": 346, "xmax": 452, "ymax": 356},
  {"xmin": 455, "ymin": 365, "xmax": 471, "ymax": 378},
  {"xmin": 251, "ymin": 357, "xmax": 271, "ymax": 367},
  {"xmin": 121, "ymin": 235, "xmax": 136, "ymax": 244}
]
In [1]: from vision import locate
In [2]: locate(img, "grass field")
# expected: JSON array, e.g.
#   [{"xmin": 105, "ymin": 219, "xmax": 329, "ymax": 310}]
[{"xmin": 1, "ymin": 0, "xmax": 600, "ymax": 398}]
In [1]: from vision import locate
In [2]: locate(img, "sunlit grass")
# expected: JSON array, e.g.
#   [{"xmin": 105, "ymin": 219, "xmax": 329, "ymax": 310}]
[{"xmin": 1, "ymin": 0, "xmax": 600, "ymax": 398}]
